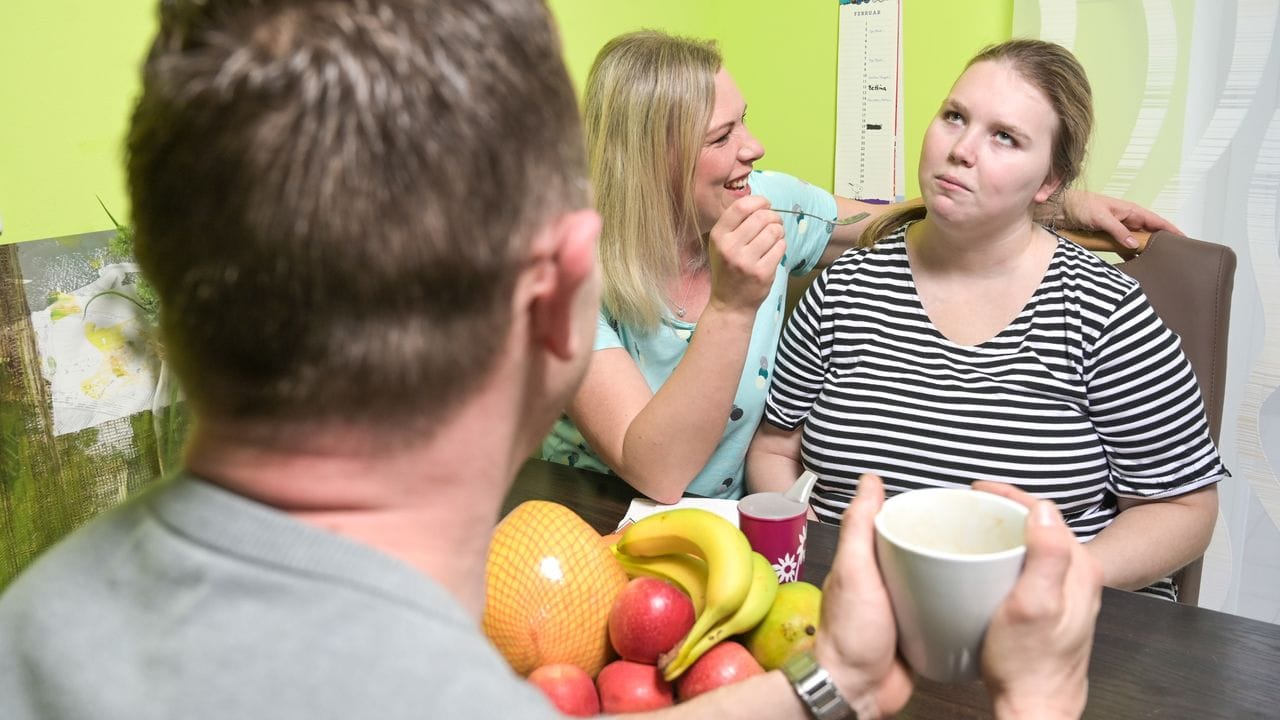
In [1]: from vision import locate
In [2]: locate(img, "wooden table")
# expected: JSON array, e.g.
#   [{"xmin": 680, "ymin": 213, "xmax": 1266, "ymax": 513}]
[{"xmin": 504, "ymin": 459, "xmax": 1280, "ymax": 719}]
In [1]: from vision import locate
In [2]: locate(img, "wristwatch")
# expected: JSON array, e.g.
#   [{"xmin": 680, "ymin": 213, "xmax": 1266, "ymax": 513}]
[{"xmin": 781, "ymin": 651, "xmax": 856, "ymax": 720}]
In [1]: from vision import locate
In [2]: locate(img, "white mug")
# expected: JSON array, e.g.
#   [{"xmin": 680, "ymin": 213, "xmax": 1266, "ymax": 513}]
[{"xmin": 874, "ymin": 488, "xmax": 1028, "ymax": 682}]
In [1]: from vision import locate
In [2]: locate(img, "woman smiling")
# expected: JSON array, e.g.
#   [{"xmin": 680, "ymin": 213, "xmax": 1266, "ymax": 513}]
[{"xmin": 542, "ymin": 31, "xmax": 1182, "ymax": 506}]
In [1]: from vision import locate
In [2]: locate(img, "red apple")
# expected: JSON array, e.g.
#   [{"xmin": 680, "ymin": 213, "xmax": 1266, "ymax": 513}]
[
  {"xmin": 608, "ymin": 577, "xmax": 696, "ymax": 664},
  {"xmin": 675, "ymin": 641, "xmax": 765, "ymax": 701},
  {"xmin": 528, "ymin": 663, "xmax": 600, "ymax": 717},
  {"xmin": 595, "ymin": 659, "xmax": 675, "ymax": 713}
]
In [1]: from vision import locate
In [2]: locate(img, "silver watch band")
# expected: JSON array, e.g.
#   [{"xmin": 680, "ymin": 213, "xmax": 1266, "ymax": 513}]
[{"xmin": 781, "ymin": 651, "xmax": 856, "ymax": 720}]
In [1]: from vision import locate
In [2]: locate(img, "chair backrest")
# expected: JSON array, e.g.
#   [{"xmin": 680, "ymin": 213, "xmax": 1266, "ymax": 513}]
[{"xmin": 1111, "ymin": 231, "xmax": 1236, "ymax": 605}]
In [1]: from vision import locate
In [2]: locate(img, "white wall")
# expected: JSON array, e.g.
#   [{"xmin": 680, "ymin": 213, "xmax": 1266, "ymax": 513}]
[{"xmin": 1018, "ymin": 0, "xmax": 1280, "ymax": 623}]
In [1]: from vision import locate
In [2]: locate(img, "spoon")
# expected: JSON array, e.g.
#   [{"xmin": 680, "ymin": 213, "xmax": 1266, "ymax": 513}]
[{"xmin": 774, "ymin": 209, "xmax": 870, "ymax": 227}]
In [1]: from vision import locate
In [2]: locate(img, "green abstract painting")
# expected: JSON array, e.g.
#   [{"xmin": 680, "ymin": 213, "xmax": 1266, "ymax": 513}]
[{"xmin": 0, "ymin": 229, "xmax": 184, "ymax": 588}]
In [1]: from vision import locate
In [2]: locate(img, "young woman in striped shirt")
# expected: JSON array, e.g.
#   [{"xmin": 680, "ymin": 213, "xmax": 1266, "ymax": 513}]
[{"xmin": 749, "ymin": 40, "xmax": 1224, "ymax": 599}]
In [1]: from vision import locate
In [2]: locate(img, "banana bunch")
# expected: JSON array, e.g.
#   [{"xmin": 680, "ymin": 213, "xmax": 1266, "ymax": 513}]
[
  {"xmin": 611, "ymin": 547, "xmax": 709, "ymax": 615},
  {"xmin": 613, "ymin": 508, "xmax": 780, "ymax": 680}
]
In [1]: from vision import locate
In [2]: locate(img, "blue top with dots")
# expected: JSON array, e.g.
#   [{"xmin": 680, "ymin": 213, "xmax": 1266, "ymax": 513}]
[{"xmin": 540, "ymin": 170, "xmax": 837, "ymax": 498}]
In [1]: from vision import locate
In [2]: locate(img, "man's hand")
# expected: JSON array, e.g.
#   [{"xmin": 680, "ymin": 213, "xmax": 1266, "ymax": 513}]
[
  {"xmin": 813, "ymin": 474, "xmax": 913, "ymax": 719},
  {"xmin": 974, "ymin": 482, "xmax": 1104, "ymax": 720},
  {"xmin": 1056, "ymin": 190, "xmax": 1181, "ymax": 250}
]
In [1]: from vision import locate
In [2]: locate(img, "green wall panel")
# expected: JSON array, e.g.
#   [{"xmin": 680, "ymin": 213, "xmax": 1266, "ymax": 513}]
[
  {"xmin": 1015, "ymin": 1, "xmax": 1196, "ymax": 206},
  {"xmin": 901, "ymin": 2, "xmax": 1013, "ymax": 197},
  {"xmin": 0, "ymin": 0, "xmax": 155, "ymax": 245},
  {"xmin": 1, "ymin": 1, "xmax": 1016, "ymax": 245},
  {"xmin": 550, "ymin": 0, "xmax": 1013, "ymax": 196}
]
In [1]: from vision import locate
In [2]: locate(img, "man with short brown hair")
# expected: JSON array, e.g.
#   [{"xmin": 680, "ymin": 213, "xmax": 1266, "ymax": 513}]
[{"xmin": 0, "ymin": 2, "xmax": 1101, "ymax": 718}]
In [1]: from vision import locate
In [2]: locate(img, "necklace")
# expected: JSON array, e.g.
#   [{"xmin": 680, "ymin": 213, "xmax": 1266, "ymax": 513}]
[
  {"xmin": 672, "ymin": 265, "xmax": 703, "ymax": 318},
  {"xmin": 674, "ymin": 278, "xmax": 694, "ymax": 318},
  {"xmin": 672, "ymin": 254, "xmax": 709, "ymax": 318}
]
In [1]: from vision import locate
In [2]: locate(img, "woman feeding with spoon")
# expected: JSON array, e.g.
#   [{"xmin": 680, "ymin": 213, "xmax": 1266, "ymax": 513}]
[{"xmin": 542, "ymin": 30, "xmax": 1179, "ymax": 504}]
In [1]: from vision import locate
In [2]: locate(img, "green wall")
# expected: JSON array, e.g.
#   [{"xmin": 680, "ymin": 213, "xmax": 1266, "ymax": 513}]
[
  {"xmin": 1014, "ymin": 2, "xmax": 1195, "ymax": 208},
  {"xmin": 0, "ymin": 0, "xmax": 156, "ymax": 246},
  {"xmin": 900, "ymin": 2, "xmax": 1013, "ymax": 196},
  {"xmin": 551, "ymin": 0, "xmax": 1012, "ymax": 199},
  {"xmin": 0, "ymin": 1, "xmax": 1012, "ymax": 246}
]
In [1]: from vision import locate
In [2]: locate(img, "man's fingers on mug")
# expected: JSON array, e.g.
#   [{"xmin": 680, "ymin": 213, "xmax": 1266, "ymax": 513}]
[
  {"xmin": 972, "ymin": 480, "xmax": 1038, "ymax": 509},
  {"xmin": 1007, "ymin": 504, "xmax": 1074, "ymax": 619}
]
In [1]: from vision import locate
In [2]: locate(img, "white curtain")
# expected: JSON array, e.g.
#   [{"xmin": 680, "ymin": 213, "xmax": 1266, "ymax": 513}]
[{"xmin": 1015, "ymin": 0, "xmax": 1280, "ymax": 622}]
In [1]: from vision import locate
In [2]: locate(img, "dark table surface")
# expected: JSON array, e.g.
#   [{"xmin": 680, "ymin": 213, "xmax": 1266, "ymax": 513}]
[{"xmin": 504, "ymin": 459, "xmax": 1280, "ymax": 719}]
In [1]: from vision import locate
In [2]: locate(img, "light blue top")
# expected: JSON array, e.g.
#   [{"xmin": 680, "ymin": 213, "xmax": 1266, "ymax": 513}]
[{"xmin": 541, "ymin": 170, "xmax": 837, "ymax": 498}]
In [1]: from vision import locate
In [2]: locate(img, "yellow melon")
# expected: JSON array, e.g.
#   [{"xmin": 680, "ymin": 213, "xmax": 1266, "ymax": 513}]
[{"xmin": 483, "ymin": 501, "xmax": 628, "ymax": 677}]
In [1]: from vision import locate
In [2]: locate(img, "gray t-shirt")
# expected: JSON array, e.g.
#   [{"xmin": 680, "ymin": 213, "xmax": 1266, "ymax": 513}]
[{"xmin": 0, "ymin": 474, "xmax": 559, "ymax": 720}]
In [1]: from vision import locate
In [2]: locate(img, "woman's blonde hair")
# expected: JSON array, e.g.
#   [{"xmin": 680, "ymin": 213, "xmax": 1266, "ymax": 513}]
[
  {"xmin": 862, "ymin": 39, "xmax": 1094, "ymax": 246},
  {"xmin": 584, "ymin": 31, "xmax": 721, "ymax": 332}
]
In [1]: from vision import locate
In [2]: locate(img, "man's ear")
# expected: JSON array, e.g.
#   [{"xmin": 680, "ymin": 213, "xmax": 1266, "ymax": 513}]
[{"xmin": 526, "ymin": 208, "xmax": 602, "ymax": 361}]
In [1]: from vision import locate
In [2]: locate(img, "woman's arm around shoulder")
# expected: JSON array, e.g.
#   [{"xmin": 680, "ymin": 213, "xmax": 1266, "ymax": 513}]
[{"xmin": 820, "ymin": 189, "xmax": 1180, "ymax": 266}]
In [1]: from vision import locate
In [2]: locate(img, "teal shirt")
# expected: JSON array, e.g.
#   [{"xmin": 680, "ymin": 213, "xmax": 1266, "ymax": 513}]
[{"xmin": 541, "ymin": 170, "xmax": 837, "ymax": 498}]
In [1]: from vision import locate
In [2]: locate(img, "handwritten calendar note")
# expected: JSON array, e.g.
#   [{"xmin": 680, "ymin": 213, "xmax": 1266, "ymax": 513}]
[{"xmin": 835, "ymin": 0, "xmax": 904, "ymax": 202}]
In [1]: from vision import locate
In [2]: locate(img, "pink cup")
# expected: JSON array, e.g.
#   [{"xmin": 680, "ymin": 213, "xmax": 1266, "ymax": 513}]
[{"xmin": 737, "ymin": 492, "xmax": 809, "ymax": 582}]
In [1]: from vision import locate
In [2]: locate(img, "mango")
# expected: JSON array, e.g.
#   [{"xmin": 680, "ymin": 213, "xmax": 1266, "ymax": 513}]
[{"xmin": 742, "ymin": 581, "xmax": 822, "ymax": 670}]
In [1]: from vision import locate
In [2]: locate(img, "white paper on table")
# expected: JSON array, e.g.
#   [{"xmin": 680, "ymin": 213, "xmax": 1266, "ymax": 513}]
[{"xmin": 616, "ymin": 497, "xmax": 740, "ymax": 532}]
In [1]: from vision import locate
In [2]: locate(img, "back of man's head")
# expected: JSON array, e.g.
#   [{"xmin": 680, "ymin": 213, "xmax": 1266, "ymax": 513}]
[{"xmin": 128, "ymin": 0, "xmax": 585, "ymax": 436}]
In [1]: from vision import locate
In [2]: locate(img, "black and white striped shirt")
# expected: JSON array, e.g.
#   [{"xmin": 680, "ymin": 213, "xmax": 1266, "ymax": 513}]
[{"xmin": 765, "ymin": 228, "xmax": 1227, "ymax": 599}]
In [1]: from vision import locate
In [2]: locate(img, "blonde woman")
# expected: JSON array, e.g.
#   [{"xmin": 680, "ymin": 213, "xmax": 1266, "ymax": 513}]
[
  {"xmin": 750, "ymin": 39, "xmax": 1223, "ymax": 600},
  {"xmin": 542, "ymin": 31, "xmax": 1176, "ymax": 503}
]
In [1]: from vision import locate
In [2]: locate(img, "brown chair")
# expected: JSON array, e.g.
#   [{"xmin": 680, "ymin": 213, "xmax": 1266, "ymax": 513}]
[{"xmin": 1068, "ymin": 230, "xmax": 1236, "ymax": 604}]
